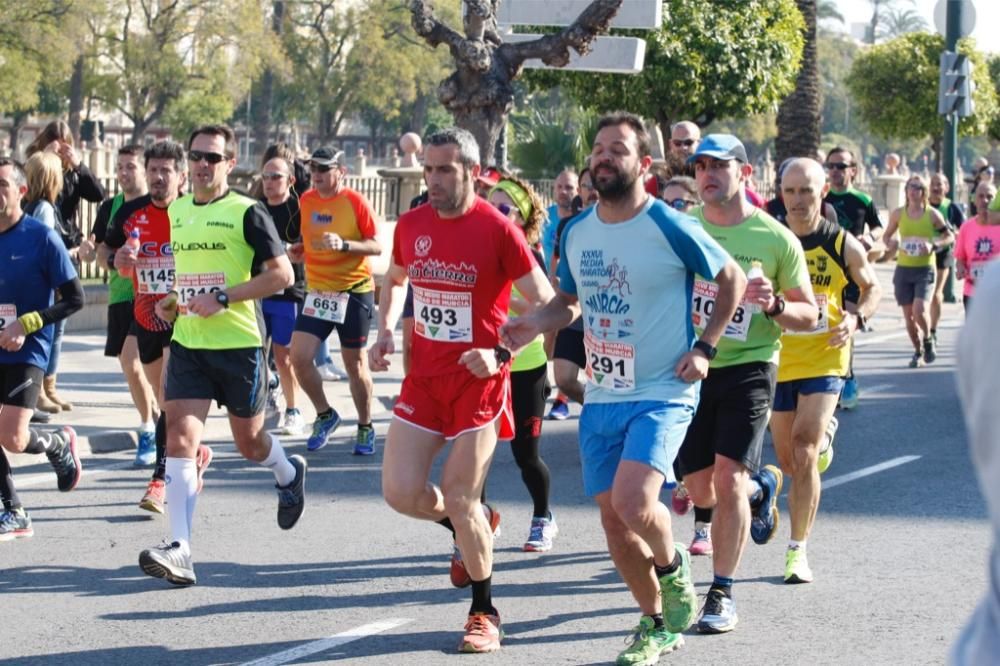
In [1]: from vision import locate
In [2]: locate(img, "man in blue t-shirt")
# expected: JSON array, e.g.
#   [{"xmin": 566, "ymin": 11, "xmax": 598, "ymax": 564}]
[
  {"xmin": 502, "ymin": 113, "xmax": 746, "ymax": 663},
  {"xmin": 0, "ymin": 158, "xmax": 85, "ymax": 542},
  {"xmin": 543, "ymin": 168, "xmax": 579, "ymax": 269}
]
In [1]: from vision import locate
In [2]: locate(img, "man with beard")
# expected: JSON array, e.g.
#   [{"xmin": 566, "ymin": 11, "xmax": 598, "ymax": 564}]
[
  {"xmin": 679, "ymin": 134, "xmax": 816, "ymax": 634},
  {"xmin": 503, "ymin": 113, "xmax": 744, "ymax": 664},
  {"xmin": 370, "ymin": 128, "xmax": 553, "ymax": 653},
  {"xmin": 927, "ymin": 173, "xmax": 962, "ymax": 338}
]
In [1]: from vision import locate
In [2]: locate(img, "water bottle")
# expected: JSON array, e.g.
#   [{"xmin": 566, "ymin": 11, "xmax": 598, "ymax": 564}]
[
  {"xmin": 121, "ymin": 230, "xmax": 140, "ymax": 277},
  {"xmin": 745, "ymin": 261, "xmax": 764, "ymax": 313}
]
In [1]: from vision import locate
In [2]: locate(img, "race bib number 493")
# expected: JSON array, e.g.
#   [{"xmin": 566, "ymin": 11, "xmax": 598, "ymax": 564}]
[
  {"xmin": 176, "ymin": 273, "xmax": 225, "ymax": 314},
  {"xmin": 137, "ymin": 257, "xmax": 175, "ymax": 295},
  {"xmin": 584, "ymin": 330, "xmax": 636, "ymax": 391},
  {"xmin": 0, "ymin": 304, "xmax": 15, "ymax": 331},
  {"xmin": 691, "ymin": 279, "xmax": 751, "ymax": 341},
  {"xmin": 413, "ymin": 286, "xmax": 472, "ymax": 343}
]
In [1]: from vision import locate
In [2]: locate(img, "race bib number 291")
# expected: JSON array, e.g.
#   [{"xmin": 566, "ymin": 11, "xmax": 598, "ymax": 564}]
[
  {"xmin": 0, "ymin": 304, "xmax": 15, "ymax": 331},
  {"xmin": 584, "ymin": 330, "xmax": 636, "ymax": 391},
  {"xmin": 412, "ymin": 286, "xmax": 472, "ymax": 342}
]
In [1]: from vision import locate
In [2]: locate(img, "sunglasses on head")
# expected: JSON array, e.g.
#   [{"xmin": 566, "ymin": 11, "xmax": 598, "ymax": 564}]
[
  {"xmin": 261, "ymin": 171, "xmax": 288, "ymax": 181},
  {"xmin": 825, "ymin": 162, "xmax": 853, "ymax": 170},
  {"xmin": 665, "ymin": 197, "xmax": 696, "ymax": 211},
  {"xmin": 672, "ymin": 139, "xmax": 696, "ymax": 148},
  {"xmin": 310, "ymin": 163, "xmax": 334, "ymax": 173},
  {"xmin": 188, "ymin": 150, "xmax": 228, "ymax": 164}
]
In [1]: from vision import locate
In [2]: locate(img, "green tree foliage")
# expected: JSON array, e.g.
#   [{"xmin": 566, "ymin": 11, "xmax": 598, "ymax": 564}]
[
  {"xmin": 0, "ymin": 1, "xmax": 73, "ymax": 117},
  {"xmin": 525, "ymin": 0, "xmax": 805, "ymax": 138},
  {"xmin": 847, "ymin": 33, "xmax": 998, "ymax": 156},
  {"xmin": 988, "ymin": 56, "xmax": 1000, "ymax": 143}
]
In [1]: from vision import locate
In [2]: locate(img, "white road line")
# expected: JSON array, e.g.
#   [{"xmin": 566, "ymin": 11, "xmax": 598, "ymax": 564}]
[
  {"xmin": 14, "ymin": 460, "xmax": 135, "ymax": 489},
  {"xmin": 238, "ymin": 618, "xmax": 413, "ymax": 666},
  {"xmin": 821, "ymin": 455, "xmax": 922, "ymax": 491},
  {"xmin": 859, "ymin": 383, "xmax": 893, "ymax": 396},
  {"xmin": 854, "ymin": 330, "xmax": 909, "ymax": 348}
]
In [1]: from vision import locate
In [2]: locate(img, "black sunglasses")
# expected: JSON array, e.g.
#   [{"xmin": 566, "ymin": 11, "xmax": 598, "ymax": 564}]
[
  {"xmin": 825, "ymin": 162, "xmax": 853, "ymax": 170},
  {"xmin": 494, "ymin": 202, "xmax": 512, "ymax": 216},
  {"xmin": 665, "ymin": 198, "xmax": 696, "ymax": 211},
  {"xmin": 188, "ymin": 150, "xmax": 228, "ymax": 164},
  {"xmin": 672, "ymin": 139, "xmax": 696, "ymax": 147}
]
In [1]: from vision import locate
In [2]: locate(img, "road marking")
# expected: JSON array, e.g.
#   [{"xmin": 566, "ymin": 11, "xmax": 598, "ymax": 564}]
[
  {"xmin": 854, "ymin": 331, "xmax": 909, "ymax": 348},
  {"xmin": 859, "ymin": 383, "xmax": 893, "ymax": 396},
  {"xmin": 822, "ymin": 455, "xmax": 922, "ymax": 491},
  {"xmin": 238, "ymin": 618, "xmax": 413, "ymax": 666},
  {"xmin": 14, "ymin": 460, "xmax": 135, "ymax": 489}
]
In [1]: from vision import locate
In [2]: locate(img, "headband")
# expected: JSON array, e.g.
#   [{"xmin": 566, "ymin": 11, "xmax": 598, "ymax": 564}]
[{"xmin": 489, "ymin": 180, "xmax": 533, "ymax": 221}]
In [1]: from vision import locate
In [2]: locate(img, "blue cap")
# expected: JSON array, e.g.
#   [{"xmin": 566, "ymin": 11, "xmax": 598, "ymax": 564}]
[{"xmin": 688, "ymin": 134, "xmax": 748, "ymax": 164}]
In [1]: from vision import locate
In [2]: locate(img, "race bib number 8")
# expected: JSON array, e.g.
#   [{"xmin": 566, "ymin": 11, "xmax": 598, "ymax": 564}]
[
  {"xmin": 0, "ymin": 304, "xmax": 15, "ymax": 331},
  {"xmin": 785, "ymin": 294, "xmax": 829, "ymax": 336},
  {"xmin": 137, "ymin": 257, "xmax": 175, "ymax": 295},
  {"xmin": 691, "ymin": 279, "xmax": 750, "ymax": 341},
  {"xmin": 176, "ymin": 273, "xmax": 226, "ymax": 314},
  {"xmin": 413, "ymin": 286, "xmax": 472, "ymax": 342},
  {"xmin": 303, "ymin": 290, "xmax": 350, "ymax": 324},
  {"xmin": 584, "ymin": 330, "xmax": 636, "ymax": 391}
]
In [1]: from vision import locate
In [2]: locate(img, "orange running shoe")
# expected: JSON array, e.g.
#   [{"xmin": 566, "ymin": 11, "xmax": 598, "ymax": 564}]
[
  {"xmin": 458, "ymin": 612, "xmax": 503, "ymax": 653},
  {"xmin": 139, "ymin": 479, "xmax": 166, "ymax": 514},
  {"xmin": 195, "ymin": 445, "xmax": 213, "ymax": 494}
]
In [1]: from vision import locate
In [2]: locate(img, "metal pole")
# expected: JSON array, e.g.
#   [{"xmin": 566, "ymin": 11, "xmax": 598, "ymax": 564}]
[{"xmin": 942, "ymin": 0, "xmax": 961, "ymax": 189}]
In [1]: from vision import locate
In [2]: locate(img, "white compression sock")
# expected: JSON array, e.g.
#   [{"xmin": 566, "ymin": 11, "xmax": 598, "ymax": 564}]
[
  {"xmin": 788, "ymin": 539, "xmax": 806, "ymax": 551},
  {"xmin": 165, "ymin": 457, "xmax": 198, "ymax": 554},
  {"xmin": 261, "ymin": 434, "xmax": 296, "ymax": 486}
]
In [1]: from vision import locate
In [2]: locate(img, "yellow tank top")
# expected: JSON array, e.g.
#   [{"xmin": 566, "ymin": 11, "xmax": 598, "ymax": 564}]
[
  {"xmin": 778, "ymin": 220, "xmax": 851, "ymax": 382},
  {"xmin": 897, "ymin": 207, "xmax": 936, "ymax": 268}
]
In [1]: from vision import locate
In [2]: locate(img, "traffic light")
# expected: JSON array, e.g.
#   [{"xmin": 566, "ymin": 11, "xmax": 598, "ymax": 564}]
[{"xmin": 938, "ymin": 51, "xmax": 973, "ymax": 117}]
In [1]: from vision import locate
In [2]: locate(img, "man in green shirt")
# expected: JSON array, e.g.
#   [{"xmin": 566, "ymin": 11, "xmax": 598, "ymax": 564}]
[
  {"xmin": 678, "ymin": 135, "xmax": 817, "ymax": 634},
  {"xmin": 137, "ymin": 125, "xmax": 303, "ymax": 587}
]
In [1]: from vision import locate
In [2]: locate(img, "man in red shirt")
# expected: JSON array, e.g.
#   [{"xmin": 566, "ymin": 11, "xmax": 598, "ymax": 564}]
[{"xmin": 369, "ymin": 128, "xmax": 553, "ymax": 653}]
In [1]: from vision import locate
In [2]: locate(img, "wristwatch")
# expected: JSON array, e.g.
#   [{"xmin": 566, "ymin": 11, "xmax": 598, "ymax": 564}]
[
  {"xmin": 765, "ymin": 294, "xmax": 786, "ymax": 318},
  {"xmin": 215, "ymin": 291, "xmax": 230, "ymax": 309},
  {"xmin": 692, "ymin": 340, "xmax": 717, "ymax": 360},
  {"xmin": 494, "ymin": 346, "xmax": 512, "ymax": 365},
  {"xmin": 342, "ymin": 240, "xmax": 352, "ymax": 253}
]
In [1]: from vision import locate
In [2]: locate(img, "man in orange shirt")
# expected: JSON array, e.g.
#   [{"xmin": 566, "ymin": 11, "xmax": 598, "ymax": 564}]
[{"xmin": 289, "ymin": 148, "xmax": 382, "ymax": 455}]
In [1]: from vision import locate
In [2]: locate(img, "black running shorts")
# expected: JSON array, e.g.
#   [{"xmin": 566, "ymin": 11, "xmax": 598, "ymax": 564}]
[{"xmin": 164, "ymin": 341, "xmax": 267, "ymax": 418}]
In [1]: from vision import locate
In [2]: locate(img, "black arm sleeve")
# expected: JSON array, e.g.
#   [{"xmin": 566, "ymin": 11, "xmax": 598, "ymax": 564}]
[
  {"xmin": 948, "ymin": 203, "xmax": 965, "ymax": 230},
  {"xmin": 865, "ymin": 201, "xmax": 883, "ymax": 230},
  {"xmin": 39, "ymin": 278, "xmax": 85, "ymax": 327},
  {"xmin": 93, "ymin": 199, "xmax": 112, "ymax": 243},
  {"xmin": 74, "ymin": 164, "xmax": 107, "ymax": 203},
  {"xmin": 243, "ymin": 202, "xmax": 286, "ymax": 272}
]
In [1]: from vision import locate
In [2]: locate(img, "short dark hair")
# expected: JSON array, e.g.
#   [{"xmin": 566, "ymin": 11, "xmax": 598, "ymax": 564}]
[
  {"xmin": 825, "ymin": 146, "xmax": 854, "ymax": 163},
  {"xmin": 144, "ymin": 140, "xmax": 187, "ymax": 172},
  {"xmin": 0, "ymin": 158, "xmax": 27, "ymax": 188},
  {"xmin": 262, "ymin": 142, "xmax": 296, "ymax": 168},
  {"xmin": 118, "ymin": 144, "xmax": 144, "ymax": 157},
  {"xmin": 425, "ymin": 128, "xmax": 480, "ymax": 169},
  {"xmin": 188, "ymin": 124, "xmax": 237, "ymax": 158},
  {"xmin": 596, "ymin": 112, "xmax": 651, "ymax": 158}
]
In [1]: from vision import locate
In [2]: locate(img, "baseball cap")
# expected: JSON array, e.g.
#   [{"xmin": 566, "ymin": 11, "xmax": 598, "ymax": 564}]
[
  {"xmin": 477, "ymin": 166, "xmax": 502, "ymax": 188},
  {"xmin": 688, "ymin": 134, "xmax": 748, "ymax": 164},
  {"xmin": 310, "ymin": 146, "xmax": 345, "ymax": 166}
]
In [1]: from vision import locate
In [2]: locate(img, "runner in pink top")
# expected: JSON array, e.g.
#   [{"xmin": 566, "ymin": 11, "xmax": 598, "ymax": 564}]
[{"xmin": 955, "ymin": 182, "xmax": 999, "ymax": 308}]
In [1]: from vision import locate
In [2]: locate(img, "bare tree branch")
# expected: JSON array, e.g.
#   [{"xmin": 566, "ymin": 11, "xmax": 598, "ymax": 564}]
[{"xmin": 502, "ymin": 0, "xmax": 622, "ymax": 69}]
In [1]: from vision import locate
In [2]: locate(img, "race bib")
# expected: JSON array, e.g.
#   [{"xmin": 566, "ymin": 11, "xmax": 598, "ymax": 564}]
[
  {"xmin": 584, "ymin": 330, "xmax": 636, "ymax": 391},
  {"xmin": 136, "ymin": 257, "xmax": 175, "ymax": 295},
  {"xmin": 0, "ymin": 304, "xmax": 15, "ymax": 331},
  {"xmin": 901, "ymin": 236, "xmax": 928, "ymax": 256},
  {"xmin": 412, "ymin": 286, "xmax": 472, "ymax": 343},
  {"xmin": 691, "ymin": 279, "xmax": 751, "ymax": 341},
  {"xmin": 970, "ymin": 262, "xmax": 989, "ymax": 281},
  {"xmin": 176, "ymin": 272, "xmax": 225, "ymax": 314},
  {"xmin": 303, "ymin": 290, "xmax": 350, "ymax": 324},
  {"xmin": 785, "ymin": 294, "xmax": 829, "ymax": 336}
]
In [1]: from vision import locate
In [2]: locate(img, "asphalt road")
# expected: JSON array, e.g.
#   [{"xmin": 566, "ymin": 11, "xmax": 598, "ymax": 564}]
[{"xmin": 2, "ymin": 268, "xmax": 988, "ymax": 666}]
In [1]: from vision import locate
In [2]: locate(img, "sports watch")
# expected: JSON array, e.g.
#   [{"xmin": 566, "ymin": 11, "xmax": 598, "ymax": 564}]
[
  {"xmin": 215, "ymin": 291, "xmax": 230, "ymax": 309},
  {"xmin": 693, "ymin": 340, "xmax": 717, "ymax": 360}
]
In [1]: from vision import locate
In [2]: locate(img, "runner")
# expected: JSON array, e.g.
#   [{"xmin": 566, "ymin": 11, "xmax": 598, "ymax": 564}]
[
  {"xmin": 370, "ymin": 127, "xmax": 553, "ymax": 653},
  {"xmin": 502, "ymin": 113, "xmax": 743, "ymax": 664},
  {"xmin": 955, "ymin": 183, "xmax": 1000, "ymax": 310},
  {"xmin": 137, "ymin": 125, "xmax": 304, "ymax": 586},
  {"xmin": 93, "ymin": 145, "xmax": 160, "ymax": 466},
  {"xmin": 105, "ymin": 141, "xmax": 214, "ymax": 515},
  {"xmin": 771, "ymin": 158, "xmax": 882, "ymax": 583},
  {"xmin": 678, "ymin": 134, "xmax": 817, "ymax": 634},
  {"xmin": 0, "ymin": 158, "xmax": 84, "ymax": 541},
  {"xmin": 823, "ymin": 147, "xmax": 884, "ymax": 409},
  {"xmin": 883, "ymin": 175, "xmax": 953, "ymax": 368},
  {"xmin": 927, "ymin": 173, "xmax": 963, "ymax": 339},
  {"xmin": 288, "ymin": 147, "xmax": 382, "ymax": 455}
]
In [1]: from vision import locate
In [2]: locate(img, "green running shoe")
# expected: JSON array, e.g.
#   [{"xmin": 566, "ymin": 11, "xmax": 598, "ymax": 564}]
[
  {"xmin": 657, "ymin": 544, "xmax": 698, "ymax": 633},
  {"xmin": 817, "ymin": 415, "xmax": 837, "ymax": 474},
  {"xmin": 784, "ymin": 547, "xmax": 813, "ymax": 584},
  {"xmin": 616, "ymin": 616, "xmax": 683, "ymax": 666}
]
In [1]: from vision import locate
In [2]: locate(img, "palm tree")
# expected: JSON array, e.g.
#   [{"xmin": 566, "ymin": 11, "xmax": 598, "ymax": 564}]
[
  {"xmin": 817, "ymin": 0, "xmax": 843, "ymax": 24},
  {"xmin": 776, "ymin": 0, "xmax": 820, "ymax": 166},
  {"xmin": 877, "ymin": 8, "xmax": 929, "ymax": 39},
  {"xmin": 865, "ymin": 0, "xmax": 919, "ymax": 44}
]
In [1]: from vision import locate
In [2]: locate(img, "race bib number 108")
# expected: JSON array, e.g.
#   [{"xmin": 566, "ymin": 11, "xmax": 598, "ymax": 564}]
[{"xmin": 691, "ymin": 279, "xmax": 750, "ymax": 341}]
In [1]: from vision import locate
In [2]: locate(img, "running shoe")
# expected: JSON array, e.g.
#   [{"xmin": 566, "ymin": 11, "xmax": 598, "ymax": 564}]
[
  {"xmin": 749, "ymin": 464, "xmax": 783, "ymax": 545},
  {"xmin": 276, "ymin": 454, "xmax": 307, "ymax": 529},
  {"xmin": 817, "ymin": 416, "xmax": 838, "ymax": 475},
  {"xmin": 523, "ymin": 514, "xmax": 558, "ymax": 552},
  {"xmin": 458, "ymin": 611, "xmax": 503, "ymax": 653},
  {"xmin": 908, "ymin": 352, "xmax": 923, "ymax": 368},
  {"xmin": 784, "ymin": 547, "xmax": 813, "ymax": 584},
  {"xmin": 319, "ymin": 361, "xmax": 347, "ymax": 381},
  {"xmin": 46, "ymin": 426, "xmax": 81, "ymax": 492},
  {"xmin": 689, "ymin": 527, "xmax": 713, "ymax": 556},
  {"xmin": 615, "ymin": 615, "xmax": 683, "ymax": 666},
  {"xmin": 196, "ymin": 445, "xmax": 213, "ymax": 494},
  {"xmin": 923, "ymin": 337, "xmax": 937, "ymax": 364},
  {"xmin": 839, "ymin": 377, "xmax": 859, "ymax": 410},
  {"xmin": 0, "ymin": 509, "xmax": 33, "ymax": 541},
  {"xmin": 671, "ymin": 483, "xmax": 693, "ymax": 516},
  {"xmin": 450, "ymin": 504, "xmax": 501, "ymax": 588},
  {"xmin": 657, "ymin": 544, "xmax": 698, "ymax": 633},
  {"xmin": 139, "ymin": 541, "xmax": 196, "ymax": 585},
  {"xmin": 139, "ymin": 479, "xmax": 166, "ymax": 514},
  {"xmin": 546, "ymin": 399, "xmax": 570, "ymax": 421},
  {"xmin": 307, "ymin": 409, "xmax": 342, "ymax": 451},
  {"xmin": 697, "ymin": 589, "xmax": 738, "ymax": 634},
  {"xmin": 353, "ymin": 425, "xmax": 376, "ymax": 456},
  {"xmin": 134, "ymin": 429, "xmax": 157, "ymax": 467},
  {"xmin": 282, "ymin": 408, "xmax": 307, "ymax": 436}
]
